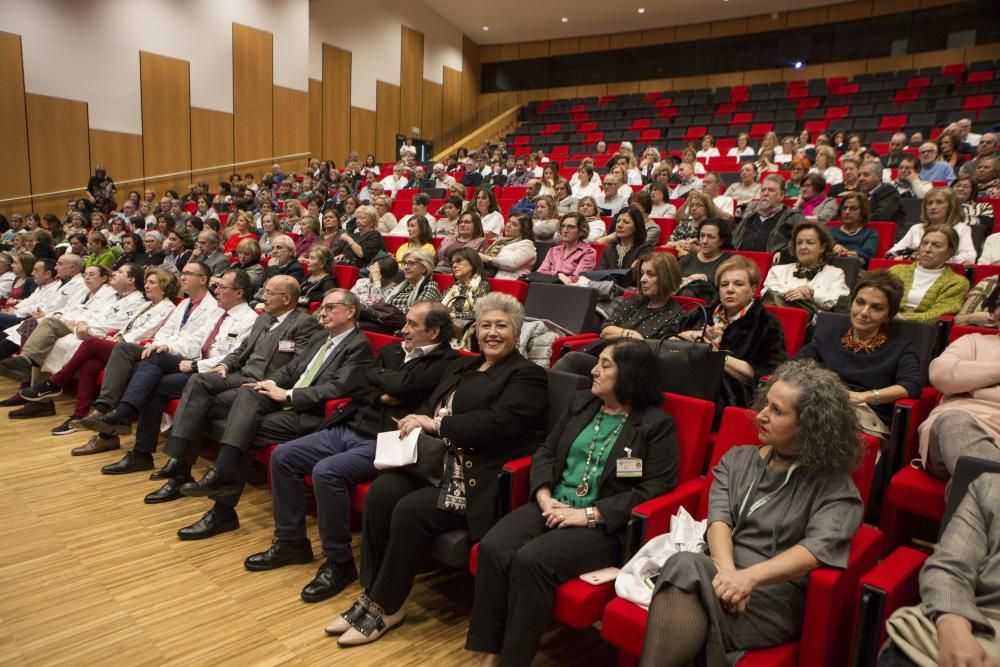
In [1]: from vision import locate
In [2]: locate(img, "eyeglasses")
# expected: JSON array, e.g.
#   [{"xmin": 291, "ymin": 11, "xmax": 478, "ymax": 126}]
[
  {"xmin": 318, "ymin": 302, "xmax": 350, "ymax": 312},
  {"xmin": 841, "ymin": 205, "xmax": 860, "ymax": 212},
  {"xmin": 402, "ymin": 260, "xmax": 421, "ymax": 267},
  {"xmin": 181, "ymin": 270, "xmax": 207, "ymax": 278}
]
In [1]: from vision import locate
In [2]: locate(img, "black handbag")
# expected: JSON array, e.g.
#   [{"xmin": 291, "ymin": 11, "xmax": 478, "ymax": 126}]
[
  {"xmin": 644, "ymin": 303, "xmax": 726, "ymax": 403},
  {"xmin": 395, "ymin": 433, "xmax": 447, "ymax": 487}
]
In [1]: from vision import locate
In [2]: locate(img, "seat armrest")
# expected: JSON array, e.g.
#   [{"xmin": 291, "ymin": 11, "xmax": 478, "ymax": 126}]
[
  {"xmin": 324, "ymin": 397, "xmax": 351, "ymax": 418},
  {"xmin": 498, "ymin": 455, "xmax": 533, "ymax": 516},
  {"xmin": 549, "ymin": 333, "xmax": 600, "ymax": 367},
  {"xmin": 889, "ymin": 387, "xmax": 942, "ymax": 473},
  {"xmin": 624, "ymin": 477, "xmax": 706, "ymax": 560},
  {"xmin": 851, "ymin": 546, "xmax": 928, "ymax": 667}
]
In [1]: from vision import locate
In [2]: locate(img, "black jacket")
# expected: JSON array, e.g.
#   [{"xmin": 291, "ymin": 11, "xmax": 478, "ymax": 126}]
[
  {"xmin": 686, "ymin": 299, "xmax": 788, "ymax": 409},
  {"xmin": 299, "ymin": 274, "xmax": 338, "ymax": 308},
  {"xmin": 597, "ymin": 239, "xmax": 654, "ymax": 273},
  {"xmin": 421, "ymin": 350, "xmax": 549, "ymax": 541},
  {"xmin": 321, "ymin": 341, "xmax": 460, "ymax": 437},
  {"xmin": 867, "ymin": 183, "xmax": 905, "ymax": 225},
  {"xmin": 530, "ymin": 391, "xmax": 678, "ymax": 536},
  {"xmin": 263, "ymin": 259, "xmax": 306, "ymax": 285}
]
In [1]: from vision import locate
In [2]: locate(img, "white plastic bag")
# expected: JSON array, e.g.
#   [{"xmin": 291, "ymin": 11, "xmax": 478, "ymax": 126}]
[
  {"xmin": 614, "ymin": 506, "xmax": 707, "ymax": 609},
  {"xmin": 373, "ymin": 427, "xmax": 421, "ymax": 470}
]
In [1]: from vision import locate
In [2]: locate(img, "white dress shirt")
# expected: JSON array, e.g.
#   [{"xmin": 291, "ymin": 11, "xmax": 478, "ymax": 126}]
[
  {"xmin": 390, "ymin": 213, "xmax": 437, "ymax": 237},
  {"xmin": 197, "ymin": 301, "xmax": 258, "ymax": 371},
  {"xmin": 888, "ymin": 222, "xmax": 977, "ymax": 265},
  {"xmin": 152, "ymin": 292, "xmax": 223, "ymax": 359}
]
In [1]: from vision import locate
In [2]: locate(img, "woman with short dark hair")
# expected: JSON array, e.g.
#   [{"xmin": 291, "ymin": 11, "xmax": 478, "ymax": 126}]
[
  {"xmin": 762, "ymin": 221, "xmax": 850, "ymax": 315},
  {"xmin": 442, "ymin": 247, "xmax": 492, "ymax": 349},
  {"xmin": 468, "ymin": 340, "xmax": 679, "ymax": 666},
  {"xmin": 831, "ymin": 193, "xmax": 879, "ymax": 260}
]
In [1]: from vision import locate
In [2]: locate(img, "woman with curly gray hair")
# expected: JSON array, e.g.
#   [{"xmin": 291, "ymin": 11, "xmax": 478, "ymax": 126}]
[{"xmin": 639, "ymin": 359, "xmax": 865, "ymax": 667}]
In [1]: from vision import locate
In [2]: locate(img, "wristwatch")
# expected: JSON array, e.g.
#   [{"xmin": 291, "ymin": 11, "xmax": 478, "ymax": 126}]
[{"xmin": 585, "ymin": 506, "xmax": 597, "ymax": 529}]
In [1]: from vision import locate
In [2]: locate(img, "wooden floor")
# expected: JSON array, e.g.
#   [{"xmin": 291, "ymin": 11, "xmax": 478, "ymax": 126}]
[{"xmin": 0, "ymin": 382, "xmax": 616, "ymax": 666}]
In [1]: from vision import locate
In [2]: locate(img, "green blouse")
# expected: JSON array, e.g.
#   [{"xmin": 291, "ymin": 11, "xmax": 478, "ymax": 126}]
[{"xmin": 554, "ymin": 411, "xmax": 627, "ymax": 508}]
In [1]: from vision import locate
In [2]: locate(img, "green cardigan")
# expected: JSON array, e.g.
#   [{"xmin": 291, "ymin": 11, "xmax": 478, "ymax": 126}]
[
  {"xmin": 83, "ymin": 248, "xmax": 117, "ymax": 269},
  {"xmin": 889, "ymin": 263, "xmax": 969, "ymax": 325}
]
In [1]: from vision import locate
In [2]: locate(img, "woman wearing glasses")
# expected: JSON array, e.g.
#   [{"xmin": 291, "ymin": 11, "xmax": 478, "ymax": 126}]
[
  {"xmin": 831, "ymin": 193, "xmax": 879, "ymax": 261},
  {"xmin": 534, "ymin": 213, "xmax": 597, "ymax": 284}
]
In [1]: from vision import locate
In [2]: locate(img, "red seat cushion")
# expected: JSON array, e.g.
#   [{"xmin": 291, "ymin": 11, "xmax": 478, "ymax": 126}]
[
  {"xmin": 886, "ymin": 466, "xmax": 947, "ymax": 520},
  {"xmin": 553, "ymin": 579, "xmax": 616, "ymax": 629}
]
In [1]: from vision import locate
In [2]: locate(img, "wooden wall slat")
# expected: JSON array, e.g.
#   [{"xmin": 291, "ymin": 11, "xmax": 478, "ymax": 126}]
[
  {"xmin": 233, "ymin": 23, "xmax": 273, "ymax": 164},
  {"xmin": 710, "ymin": 18, "xmax": 749, "ymax": 38},
  {"xmin": 442, "ymin": 67, "xmax": 462, "ymax": 139},
  {"xmin": 748, "ymin": 14, "xmax": 786, "ymax": 32},
  {"xmin": 641, "ymin": 28, "xmax": 675, "ymax": 46},
  {"xmin": 608, "ymin": 31, "xmax": 642, "ymax": 50},
  {"xmin": 786, "ymin": 7, "xmax": 830, "ymax": 28},
  {"xmin": 89, "ymin": 130, "xmax": 143, "ymax": 187},
  {"xmin": 400, "ymin": 27, "xmax": 424, "ymax": 137},
  {"xmin": 272, "ymin": 86, "xmax": 308, "ymax": 173},
  {"xmin": 26, "ymin": 93, "xmax": 90, "ymax": 215},
  {"xmin": 0, "ymin": 32, "xmax": 31, "ymax": 204},
  {"xmin": 872, "ymin": 0, "xmax": 920, "ymax": 16},
  {"xmin": 191, "ymin": 107, "xmax": 234, "ymax": 192},
  {"xmin": 322, "ymin": 44, "xmax": 351, "ymax": 165},
  {"xmin": 375, "ymin": 81, "xmax": 400, "ymax": 162},
  {"xmin": 480, "ymin": 45, "xmax": 500, "ymax": 63},
  {"xmin": 577, "ymin": 84, "xmax": 608, "ymax": 98},
  {"xmin": 461, "ymin": 36, "xmax": 480, "ymax": 129},
  {"xmin": 675, "ymin": 23, "xmax": 710, "ymax": 41},
  {"xmin": 639, "ymin": 78, "xmax": 673, "ymax": 93},
  {"xmin": 421, "ymin": 79, "xmax": 442, "ymax": 144},
  {"xmin": 549, "ymin": 37, "xmax": 580, "ymax": 56},
  {"xmin": 829, "ymin": 0, "xmax": 873, "ymax": 21},
  {"xmin": 578, "ymin": 35, "xmax": 610, "ymax": 52},
  {"xmin": 308, "ymin": 79, "xmax": 322, "ymax": 161},
  {"xmin": 350, "ymin": 106, "xmax": 376, "ymax": 160},
  {"xmin": 139, "ymin": 51, "xmax": 190, "ymax": 196},
  {"xmin": 518, "ymin": 41, "xmax": 549, "ymax": 59}
]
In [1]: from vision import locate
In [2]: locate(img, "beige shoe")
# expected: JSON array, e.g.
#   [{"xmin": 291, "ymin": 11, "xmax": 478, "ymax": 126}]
[
  {"xmin": 337, "ymin": 606, "xmax": 405, "ymax": 647},
  {"xmin": 70, "ymin": 434, "xmax": 121, "ymax": 456},
  {"xmin": 325, "ymin": 597, "xmax": 369, "ymax": 636}
]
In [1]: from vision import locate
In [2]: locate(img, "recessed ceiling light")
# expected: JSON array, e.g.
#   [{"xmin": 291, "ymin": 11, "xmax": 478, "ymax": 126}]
[
  {"xmin": 561, "ymin": 17, "xmax": 569, "ymax": 23},
  {"xmin": 637, "ymin": 7, "xmax": 645, "ymax": 13},
  {"xmin": 794, "ymin": 61, "xmax": 804, "ymax": 69},
  {"xmin": 482, "ymin": 25, "xmax": 489, "ymax": 31}
]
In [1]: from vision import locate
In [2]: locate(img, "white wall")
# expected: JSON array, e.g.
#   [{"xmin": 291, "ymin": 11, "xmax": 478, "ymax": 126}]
[
  {"xmin": 0, "ymin": 0, "xmax": 308, "ymax": 134},
  {"xmin": 309, "ymin": 0, "xmax": 465, "ymax": 111}
]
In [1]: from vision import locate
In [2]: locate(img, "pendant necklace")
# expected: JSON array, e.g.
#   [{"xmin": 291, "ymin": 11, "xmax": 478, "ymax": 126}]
[{"xmin": 576, "ymin": 411, "xmax": 629, "ymax": 497}]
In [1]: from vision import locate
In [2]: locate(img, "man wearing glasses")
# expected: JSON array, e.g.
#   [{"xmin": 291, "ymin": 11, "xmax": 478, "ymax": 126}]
[
  {"xmin": 165, "ymin": 288, "xmax": 372, "ymax": 540},
  {"xmin": 64, "ymin": 261, "xmax": 221, "ymax": 455},
  {"xmin": 244, "ymin": 301, "xmax": 459, "ymax": 601},
  {"xmin": 194, "ymin": 230, "xmax": 231, "ymax": 277},
  {"xmin": 917, "ymin": 142, "xmax": 956, "ymax": 186}
]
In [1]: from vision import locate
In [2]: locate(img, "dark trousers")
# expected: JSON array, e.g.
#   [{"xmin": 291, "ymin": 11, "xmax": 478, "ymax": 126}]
[
  {"xmin": 877, "ymin": 640, "xmax": 918, "ymax": 666},
  {"xmin": 466, "ymin": 501, "xmax": 620, "ymax": 665},
  {"xmin": 94, "ymin": 342, "xmax": 147, "ymax": 412},
  {"xmin": 270, "ymin": 425, "xmax": 377, "ymax": 563},
  {"xmin": 164, "ymin": 372, "xmax": 253, "ymax": 466},
  {"xmin": 360, "ymin": 471, "xmax": 468, "ymax": 614},
  {"xmin": 0, "ymin": 313, "xmax": 24, "ymax": 360},
  {"xmin": 119, "ymin": 350, "xmax": 187, "ymax": 415},
  {"xmin": 133, "ymin": 372, "xmax": 195, "ymax": 455}
]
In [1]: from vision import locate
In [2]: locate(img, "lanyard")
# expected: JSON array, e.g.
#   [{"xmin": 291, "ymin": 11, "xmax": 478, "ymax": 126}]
[{"xmin": 734, "ymin": 451, "xmax": 799, "ymax": 533}]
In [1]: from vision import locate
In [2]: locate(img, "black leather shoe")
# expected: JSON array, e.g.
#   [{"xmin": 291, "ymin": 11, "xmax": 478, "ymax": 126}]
[
  {"xmin": 150, "ymin": 458, "xmax": 189, "ymax": 481},
  {"xmin": 78, "ymin": 409, "xmax": 132, "ymax": 436},
  {"xmin": 8, "ymin": 399, "xmax": 56, "ymax": 419},
  {"xmin": 301, "ymin": 559, "xmax": 358, "ymax": 603},
  {"xmin": 144, "ymin": 476, "xmax": 193, "ymax": 504},
  {"xmin": 177, "ymin": 508, "xmax": 239, "ymax": 540},
  {"xmin": 179, "ymin": 467, "xmax": 240, "ymax": 497},
  {"xmin": 0, "ymin": 393, "xmax": 26, "ymax": 407},
  {"xmin": 244, "ymin": 539, "xmax": 314, "ymax": 571},
  {"xmin": 101, "ymin": 450, "xmax": 154, "ymax": 475},
  {"xmin": 0, "ymin": 356, "xmax": 33, "ymax": 382}
]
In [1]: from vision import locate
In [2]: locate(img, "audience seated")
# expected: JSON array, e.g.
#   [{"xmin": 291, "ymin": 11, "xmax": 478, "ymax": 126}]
[
  {"xmin": 859, "ymin": 161, "xmax": 905, "ymax": 226},
  {"xmin": 299, "ymin": 247, "xmax": 338, "ymax": 310},
  {"xmin": 889, "ymin": 224, "xmax": 970, "ymax": 324},
  {"xmin": 530, "ymin": 194, "xmax": 559, "ymax": 242},
  {"xmin": 887, "ymin": 187, "xmax": 977, "ymax": 263},
  {"xmin": 831, "ymin": 192, "xmax": 880, "ymax": 261},
  {"xmin": 828, "ymin": 156, "xmax": 861, "ymax": 198},
  {"xmin": 956, "ymin": 275, "xmax": 999, "ymax": 327},
  {"xmin": 479, "ymin": 213, "xmax": 537, "ymax": 280},
  {"xmin": 351, "ymin": 256, "xmax": 398, "ymax": 308},
  {"xmin": 533, "ymin": 212, "xmax": 597, "ymax": 285},
  {"xmin": 595, "ymin": 175, "xmax": 629, "ymax": 218},
  {"xmin": 699, "ymin": 173, "xmax": 733, "ymax": 221},
  {"xmin": 336, "ymin": 205, "xmax": 386, "ymax": 268},
  {"xmin": 917, "ymin": 287, "xmax": 1000, "ymax": 479},
  {"xmin": 762, "ymin": 221, "xmax": 850, "ymax": 317},
  {"xmin": 918, "ymin": 142, "xmax": 956, "ymax": 186},
  {"xmin": 441, "ymin": 248, "xmax": 492, "ymax": 350},
  {"xmin": 792, "ymin": 174, "xmax": 838, "ymax": 225},
  {"xmin": 638, "ymin": 361, "xmax": 863, "ymax": 667},
  {"xmin": 587, "ymin": 206, "xmax": 653, "ymax": 283},
  {"xmin": 436, "ymin": 211, "xmax": 488, "ymax": 273},
  {"xmin": 667, "ymin": 191, "xmax": 722, "ymax": 253},
  {"xmin": 328, "ymin": 293, "xmax": 548, "ymax": 647},
  {"xmin": 732, "ymin": 175, "xmax": 803, "ymax": 257},
  {"xmin": 470, "ymin": 339, "xmax": 678, "ymax": 666}
]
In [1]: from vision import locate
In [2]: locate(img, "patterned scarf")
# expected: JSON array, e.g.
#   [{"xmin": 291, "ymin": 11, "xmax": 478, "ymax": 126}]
[
  {"xmin": 708, "ymin": 302, "xmax": 752, "ymax": 350},
  {"xmin": 792, "ymin": 260, "xmax": 826, "ymax": 280}
]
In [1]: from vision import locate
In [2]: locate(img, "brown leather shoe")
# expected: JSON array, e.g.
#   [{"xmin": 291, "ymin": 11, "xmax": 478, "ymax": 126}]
[
  {"xmin": 70, "ymin": 434, "xmax": 121, "ymax": 456},
  {"xmin": 69, "ymin": 408, "xmax": 103, "ymax": 430}
]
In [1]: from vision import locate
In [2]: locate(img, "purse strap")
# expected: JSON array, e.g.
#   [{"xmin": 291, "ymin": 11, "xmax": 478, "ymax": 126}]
[{"xmin": 648, "ymin": 300, "xmax": 712, "ymax": 353}]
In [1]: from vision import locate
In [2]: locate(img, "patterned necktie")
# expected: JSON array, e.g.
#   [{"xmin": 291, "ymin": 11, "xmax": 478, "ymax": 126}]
[
  {"xmin": 294, "ymin": 338, "xmax": 333, "ymax": 388},
  {"xmin": 200, "ymin": 313, "xmax": 228, "ymax": 358}
]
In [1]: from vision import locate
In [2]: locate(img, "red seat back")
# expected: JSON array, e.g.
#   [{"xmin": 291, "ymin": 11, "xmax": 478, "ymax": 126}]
[
  {"xmin": 948, "ymin": 324, "xmax": 998, "ymax": 344},
  {"xmin": 363, "ymin": 331, "xmax": 402, "ymax": 353},
  {"xmin": 764, "ymin": 304, "xmax": 808, "ymax": 356},
  {"xmin": 333, "ymin": 264, "xmax": 359, "ymax": 290},
  {"xmin": 661, "ymin": 393, "xmax": 716, "ymax": 483},
  {"xmin": 485, "ymin": 277, "xmax": 529, "ymax": 303}
]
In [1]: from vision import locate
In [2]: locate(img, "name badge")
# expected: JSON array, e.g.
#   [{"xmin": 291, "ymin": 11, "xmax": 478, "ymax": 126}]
[
  {"xmin": 616, "ymin": 447, "xmax": 642, "ymax": 478},
  {"xmin": 278, "ymin": 340, "xmax": 295, "ymax": 353}
]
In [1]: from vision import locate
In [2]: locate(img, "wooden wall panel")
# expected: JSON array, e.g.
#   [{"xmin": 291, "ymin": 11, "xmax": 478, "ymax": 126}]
[
  {"xmin": 710, "ymin": 19, "xmax": 748, "ymax": 38},
  {"xmin": 821, "ymin": 59, "xmax": 869, "ymax": 79},
  {"xmin": 872, "ymin": 0, "xmax": 920, "ymax": 16},
  {"xmin": 672, "ymin": 75, "xmax": 709, "ymax": 90},
  {"xmin": 639, "ymin": 79, "xmax": 673, "ymax": 93},
  {"xmin": 518, "ymin": 41, "xmax": 549, "ymax": 59},
  {"xmin": 322, "ymin": 44, "xmax": 351, "ymax": 164},
  {"xmin": 577, "ymin": 84, "xmax": 608, "ymax": 98},
  {"xmin": 606, "ymin": 81, "xmax": 640, "ymax": 95},
  {"xmin": 783, "ymin": 64, "xmax": 825, "ymax": 81},
  {"xmin": 743, "ymin": 69, "xmax": 785, "ymax": 85},
  {"xmin": 786, "ymin": 7, "xmax": 829, "ymax": 28},
  {"xmin": 829, "ymin": 0, "xmax": 873, "ymax": 21},
  {"xmin": 480, "ymin": 45, "xmax": 500, "ymax": 63},
  {"xmin": 421, "ymin": 79, "xmax": 442, "ymax": 144},
  {"xmin": 642, "ymin": 28, "xmax": 676, "ymax": 46},
  {"xmin": 191, "ymin": 107, "xmax": 233, "ymax": 191},
  {"xmin": 26, "ymin": 94, "xmax": 89, "ymax": 215},
  {"xmin": 139, "ymin": 51, "xmax": 190, "ymax": 196},
  {"xmin": 0, "ymin": 32, "xmax": 31, "ymax": 204},
  {"xmin": 498, "ymin": 44, "xmax": 519, "ymax": 62},
  {"xmin": 748, "ymin": 13, "xmax": 786, "ymax": 32},
  {"xmin": 609, "ymin": 31, "xmax": 642, "ymax": 50},
  {"xmin": 350, "ymin": 107, "xmax": 376, "ymax": 160},
  {"xmin": 308, "ymin": 79, "xmax": 322, "ymax": 161},
  {"xmin": 675, "ymin": 23, "xmax": 710, "ymax": 42},
  {"xmin": 546, "ymin": 86, "xmax": 576, "ymax": 100},
  {"xmin": 707, "ymin": 72, "xmax": 745, "ymax": 88},
  {"xmin": 461, "ymin": 36, "xmax": 480, "ymax": 129},
  {"xmin": 375, "ymin": 81, "xmax": 400, "ymax": 162},
  {"xmin": 578, "ymin": 35, "xmax": 610, "ymax": 52},
  {"xmin": 867, "ymin": 54, "xmax": 914, "ymax": 73},
  {"xmin": 89, "ymin": 130, "xmax": 142, "ymax": 186},
  {"xmin": 549, "ymin": 38, "xmax": 580, "ymax": 56},
  {"xmin": 961, "ymin": 43, "xmax": 1000, "ymax": 63},
  {"xmin": 233, "ymin": 24, "xmax": 273, "ymax": 164},
  {"xmin": 400, "ymin": 27, "xmax": 424, "ymax": 137},
  {"xmin": 273, "ymin": 86, "xmax": 308, "ymax": 173},
  {"xmin": 442, "ymin": 67, "xmax": 462, "ymax": 138}
]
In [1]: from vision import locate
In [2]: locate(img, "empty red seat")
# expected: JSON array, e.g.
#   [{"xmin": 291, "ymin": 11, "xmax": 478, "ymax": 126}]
[
  {"xmin": 796, "ymin": 97, "xmax": 820, "ymax": 116},
  {"xmin": 638, "ymin": 128, "xmax": 661, "ymax": 142},
  {"xmin": 788, "ymin": 87, "xmax": 808, "ymax": 99},
  {"xmin": 629, "ymin": 118, "xmax": 651, "ymax": 130},
  {"xmin": 963, "ymin": 94, "xmax": 994, "ymax": 111},
  {"xmin": 943, "ymin": 63, "xmax": 967, "ymax": 77},
  {"xmin": 643, "ymin": 91, "xmax": 660, "ymax": 101},
  {"xmin": 716, "ymin": 101, "xmax": 740, "ymax": 115},
  {"xmin": 598, "ymin": 95, "xmax": 616, "ymax": 104},
  {"xmin": 732, "ymin": 112, "xmax": 753, "ymax": 125},
  {"xmin": 749, "ymin": 122, "xmax": 773, "ymax": 138},
  {"xmin": 550, "ymin": 145, "xmax": 570, "ymax": 156},
  {"xmin": 512, "ymin": 135, "xmax": 530, "ymax": 145},
  {"xmin": 966, "ymin": 70, "xmax": 993, "ymax": 84},
  {"xmin": 584, "ymin": 131, "xmax": 605, "ymax": 143},
  {"xmin": 683, "ymin": 126, "xmax": 708, "ymax": 141},
  {"xmin": 657, "ymin": 107, "xmax": 677, "ymax": 119},
  {"xmin": 837, "ymin": 82, "xmax": 860, "ymax": 95},
  {"xmin": 570, "ymin": 112, "xmax": 589, "ymax": 123},
  {"xmin": 577, "ymin": 121, "xmax": 597, "ymax": 132},
  {"xmin": 805, "ymin": 119, "xmax": 828, "ymax": 134},
  {"xmin": 730, "ymin": 85, "xmax": 749, "ymax": 102},
  {"xmin": 825, "ymin": 106, "xmax": 850, "ymax": 120},
  {"xmin": 654, "ymin": 97, "xmax": 673, "ymax": 108},
  {"xmin": 893, "ymin": 88, "xmax": 921, "ymax": 104},
  {"xmin": 541, "ymin": 123, "xmax": 561, "ymax": 136},
  {"xmin": 905, "ymin": 76, "xmax": 930, "ymax": 89},
  {"xmin": 878, "ymin": 114, "xmax": 908, "ymax": 132},
  {"xmin": 570, "ymin": 103, "xmax": 586, "ymax": 113}
]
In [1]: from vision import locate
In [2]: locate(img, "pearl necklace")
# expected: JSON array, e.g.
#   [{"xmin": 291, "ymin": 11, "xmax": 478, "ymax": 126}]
[{"xmin": 576, "ymin": 411, "xmax": 628, "ymax": 497}]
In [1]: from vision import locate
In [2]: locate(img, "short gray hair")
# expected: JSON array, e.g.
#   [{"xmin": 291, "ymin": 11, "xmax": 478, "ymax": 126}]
[
  {"xmin": 272, "ymin": 234, "xmax": 295, "ymax": 252},
  {"xmin": 402, "ymin": 247, "xmax": 435, "ymax": 276},
  {"xmin": 473, "ymin": 292, "xmax": 524, "ymax": 336}
]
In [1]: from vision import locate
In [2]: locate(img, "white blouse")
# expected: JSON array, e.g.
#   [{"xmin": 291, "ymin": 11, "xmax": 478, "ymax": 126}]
[
  {"xmin": 888, "ymin": 222, "xmax": 977, "ymax": 265},
  {"xmin": 650, "ymin": 203, "xmax": 677, "ymax": 219},
  {"xmin": 490, "ymin": 238, "xmax": 538, "ymax": 280},
  {"xmin": 761, "ymin": 263, "xmax": 850, "ymax": 310}
]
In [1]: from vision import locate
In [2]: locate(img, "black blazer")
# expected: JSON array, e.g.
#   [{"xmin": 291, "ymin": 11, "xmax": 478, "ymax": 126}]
[
  {"xmin": 530, "ymin": 391, "xmax": 678, "ymax": 535},
  {"xmin": 299, "ymin": 274, "xmax": 338, "ymax": 308},
  {"xmin": 321, "ymin": 341, "xmax": 459, "ymax": 436},
  {"xmin": 597, "ymin": 240, "xmax": 654, "ymax": 272},
  {"xmin": 219, "ymin": 309, "xmax": 323, "ymax": 381},
  {"xmin": 868, "ymin": 183, "xmax": 905, "ymax": 225},
  {"xmin": 421, "ymin": 350, "xmax": 549, "ymax": 541},
  {"xmin": 268, "ymin": 327, "xmax": 373, "ymax": 415},
  {"xmin": 263, "ymin": 259, "xmax": 306, "ymax": 285}
]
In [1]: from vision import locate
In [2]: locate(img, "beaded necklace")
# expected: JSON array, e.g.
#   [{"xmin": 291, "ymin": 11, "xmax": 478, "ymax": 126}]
[
  {"xmin": 841, "ymin": 328, "xmax": 887, "ymax": 353},
  {"xmin": 576, "ymin": 410, "xmax": 629, "ymax": 497}
]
